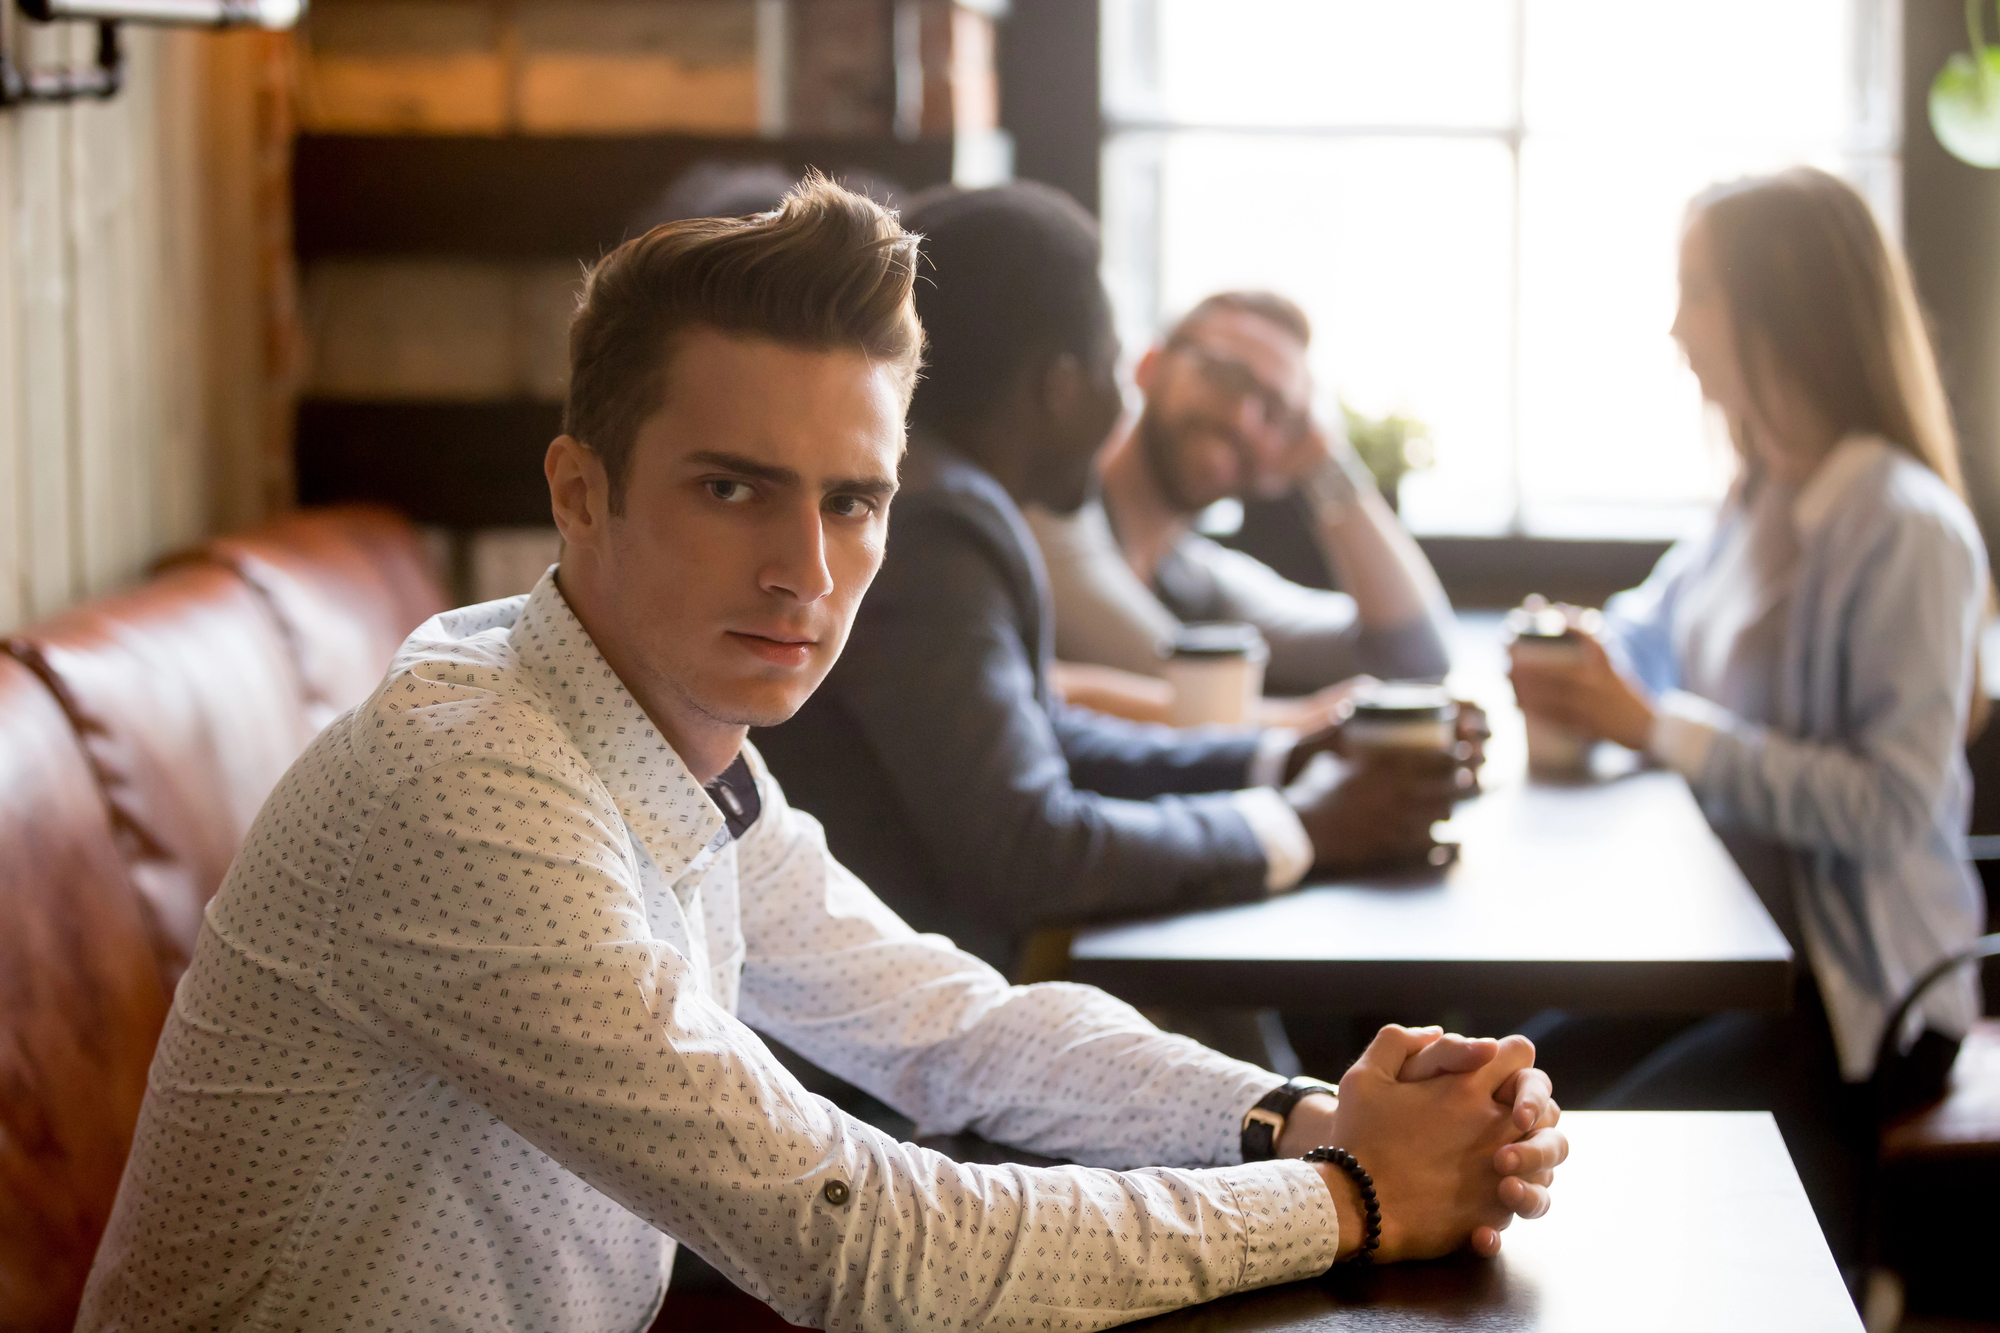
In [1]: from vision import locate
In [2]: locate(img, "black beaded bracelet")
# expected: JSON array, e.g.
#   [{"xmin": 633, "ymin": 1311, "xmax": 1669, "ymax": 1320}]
[{"xmin": 1302, "ymin": 1146, "xmax": 1380, "ymax": 1263}]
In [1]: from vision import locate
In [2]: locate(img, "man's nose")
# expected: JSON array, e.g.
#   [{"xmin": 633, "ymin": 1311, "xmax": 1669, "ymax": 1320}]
[{"xmin": 760, "ymin": 503, "xmax": 835, "ymax": 603}]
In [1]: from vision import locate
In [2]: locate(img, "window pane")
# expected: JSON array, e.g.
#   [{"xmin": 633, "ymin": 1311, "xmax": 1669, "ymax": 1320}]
[
  {"xmin": 1103, "ymin": 132, "xmax": 1518, "ymax": 533},
  {"xmin": 1523, "ymin": 0, "xmax": 1854, "ymax": 144},
  {"xmin": 1105, "ymin": 0, "xmax": 1516, "ymax": 130},
  {"xmin": 1102, "ymin": 0, "xmax": 1893, "ymax": 537},
  {"xmin": 1517, "ymin": 0, "xmax": 1867, "ymax": 530}
]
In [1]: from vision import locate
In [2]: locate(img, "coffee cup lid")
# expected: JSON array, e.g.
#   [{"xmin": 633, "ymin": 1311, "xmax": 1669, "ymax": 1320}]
[
  {"xmin": 1348, "ymin": 680, "xmax": 1455, "ymax": 721},
  {"xmin": 1168, "ymin": 622, "xmax": 1270, "ymax": 661},
  {"xmin": 1505, "ymin": 603, "xmax": 1577, "ymax": 641}
]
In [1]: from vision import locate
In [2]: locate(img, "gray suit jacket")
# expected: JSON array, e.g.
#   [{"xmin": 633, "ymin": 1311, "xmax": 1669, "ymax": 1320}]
[{"xmin": 755, "ymin": 440, "xmax": 1272, "ymax": 975}]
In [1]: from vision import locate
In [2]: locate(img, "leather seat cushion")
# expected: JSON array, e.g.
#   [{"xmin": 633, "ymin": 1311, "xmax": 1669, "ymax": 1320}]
[
  {"xmin": 0, "ymin": 656, "xmax": 170, "ymax": 1331},
  {"xmin": 5, "ymin": 564, "xmax": 314, "ymax": 984},
  {"xmin": 178, "ymin": 504, "xmax": 450, "ymax": 727}
]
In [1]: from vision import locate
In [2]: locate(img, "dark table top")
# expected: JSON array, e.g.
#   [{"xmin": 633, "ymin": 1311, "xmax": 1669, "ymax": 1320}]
[
  {"xmin": 1122, "ymin": 1111, "xmax": 1859, "ymax": 1332},
  {"xmin": 1070, "ymin": 618, "xmax": 1794, "ymax": 1016}
]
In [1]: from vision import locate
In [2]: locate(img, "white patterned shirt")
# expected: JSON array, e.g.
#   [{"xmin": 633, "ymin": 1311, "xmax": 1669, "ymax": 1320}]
[{"xmin": 77, "ymin": 570, "xmax": 1338, "ymax": 1333}]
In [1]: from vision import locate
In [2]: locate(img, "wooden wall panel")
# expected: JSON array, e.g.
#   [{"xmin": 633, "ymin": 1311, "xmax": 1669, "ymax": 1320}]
[
  {"xmin": 0, "ymin": 20, "xmax": 294, "ymax": 633},
  {"xmin": 8, "ymin": 22, "xmax": 80, "ymax": 621}
]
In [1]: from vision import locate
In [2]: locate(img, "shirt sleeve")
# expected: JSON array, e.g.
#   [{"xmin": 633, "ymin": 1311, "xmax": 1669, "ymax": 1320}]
[
  {"xmin": 1599, "ymin": 534, "xmax": 1710, "ymax": 696},
  {"xmin": 1652, "ymin": 505, "xmax": 1985, "ymax": 862},
  {"xmin": 327, "ymin": 727, "xmax": 1337, "ymax": 1332},
  {"xmin": 1228, "ymin": 787, "xmax": 1314, "ymax": 891},
  {"xmin": 1169, "ymin": 535, "xmax": 1453, "ymax": 692}
]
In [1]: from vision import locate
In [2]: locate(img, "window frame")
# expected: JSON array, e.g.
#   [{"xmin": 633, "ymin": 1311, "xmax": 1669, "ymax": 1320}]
[{"xmin": 1097, "ymin": 0, "xmax": 1903, "ymax": 541}]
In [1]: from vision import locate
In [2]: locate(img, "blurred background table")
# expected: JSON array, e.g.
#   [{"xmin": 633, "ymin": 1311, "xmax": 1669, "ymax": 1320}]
[
  {"xmin": 1069, "ymin": 615, "xmax": 1794, "ymax": 1017},
  {"xmin": 1128, "ymin": 1111, "xmax": 1859, "ymax": 1332}
]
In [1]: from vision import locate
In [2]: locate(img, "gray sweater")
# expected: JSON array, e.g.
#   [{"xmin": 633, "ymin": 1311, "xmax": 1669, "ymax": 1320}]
[{"xmin": 1026, "ymin": 498, "xmax": 1452, "ymax": 694}]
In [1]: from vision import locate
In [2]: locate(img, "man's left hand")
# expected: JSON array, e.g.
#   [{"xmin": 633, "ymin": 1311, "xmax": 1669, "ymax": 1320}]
[{"xmin": 1272, "ymin": 1027, "xmax": 1565, "ymax": 1255}]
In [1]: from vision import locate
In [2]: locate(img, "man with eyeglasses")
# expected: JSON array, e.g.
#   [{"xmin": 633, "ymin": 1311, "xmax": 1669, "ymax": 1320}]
[{"xmin": 1027, "ymin": 292, "xmax": 1457, "ymax": 729}]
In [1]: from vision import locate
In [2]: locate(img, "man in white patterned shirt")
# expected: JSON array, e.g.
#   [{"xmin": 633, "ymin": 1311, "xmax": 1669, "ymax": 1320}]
[{"xmin": 77, "ymin": 178, "xmax": 1565, "ymax": 1332}]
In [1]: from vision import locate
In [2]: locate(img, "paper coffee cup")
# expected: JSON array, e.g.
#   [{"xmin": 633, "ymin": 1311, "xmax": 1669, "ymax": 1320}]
[
  {"xmin": 1506, "ymin": 599, "xmax": 1594, "ymax": 778},
  {"xmin": 1164, "ymin": 623, "xmax": 1268, "ymax": 727},
  {"xmin": 1342, "ymin": 681, "xmax": 1458, "ymax": 753}
]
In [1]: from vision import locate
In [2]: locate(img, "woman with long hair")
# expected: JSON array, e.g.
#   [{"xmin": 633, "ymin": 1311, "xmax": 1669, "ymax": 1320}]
[{"xmin": 1510, "ymin": 166, "xmax": 1988, "ymax": 1268}]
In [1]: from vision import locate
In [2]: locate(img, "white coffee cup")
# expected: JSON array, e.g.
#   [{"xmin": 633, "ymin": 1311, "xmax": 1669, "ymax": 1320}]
[
  {"xmin": 1506, "ymin": 599, "xmax": 1594, "ymax": 778},
  {"xmin": 1164, "ymin": 623, "xmax": 1268, "ymax": 727},
  {"xmin": 1342, "ymin": 681, "xmax": 1459, "ymax": 753}
]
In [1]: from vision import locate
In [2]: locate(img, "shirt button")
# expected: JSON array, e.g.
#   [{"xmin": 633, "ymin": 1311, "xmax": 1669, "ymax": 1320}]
[{"xmin": 822, "ymin": 1180, "xmax": 851, "ymax": 1206}]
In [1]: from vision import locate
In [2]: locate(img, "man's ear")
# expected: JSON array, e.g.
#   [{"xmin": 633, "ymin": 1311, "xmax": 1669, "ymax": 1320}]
[
  {"xmin": 1133, "ymin": 343, "xmax": 1165, "ymax": 394},
  {"xmin": 1039, "ymin": 352, "xmax": 1087, "ymax": 432},
  {"xmin": 546, "ymin": 435, "xmax": 611, "ymax": 550}
]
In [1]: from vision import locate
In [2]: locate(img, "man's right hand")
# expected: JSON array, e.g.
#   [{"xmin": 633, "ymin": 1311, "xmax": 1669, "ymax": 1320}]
[
  {"xmin": 1284, "ymin": 748, "xmax": 1461, "ymax": 873},
  {"xmin": 1315, "ymin": 1026, "xmax": 1567, "ymax": 1263}
]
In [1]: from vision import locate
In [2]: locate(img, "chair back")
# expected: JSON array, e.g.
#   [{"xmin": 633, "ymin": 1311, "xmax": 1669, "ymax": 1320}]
[
  {"xmin": 0, "ymin": 656, "xmax": 171, "ymax": 1332},
  {"xmin": 171, "ymin": 504, "xmax": 450, "ymax": 728},
  {"xmin": 1874, "ymin": 932, "xmax": 2000, "ymax": 1080},
  {"xmin": 4, "ymin": 565, "xmax": 316, "ymax": 987}
]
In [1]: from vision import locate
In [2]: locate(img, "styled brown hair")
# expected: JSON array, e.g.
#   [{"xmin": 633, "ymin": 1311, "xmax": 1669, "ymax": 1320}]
[
  {"xmin": 1691, "ymin": 167, "xmax": 1963, "ymax": 497},
  {"xmin": 1168, "ymin": 290, "xmax": 1312, "ymax": 349},
  {"xmin": 565, "ymin": 171, "xmax": 924, "ymax": 509}
]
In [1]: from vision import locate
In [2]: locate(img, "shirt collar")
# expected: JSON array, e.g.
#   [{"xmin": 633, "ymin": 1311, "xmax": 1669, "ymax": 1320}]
[
  {"xmin": 507, "ymin": 567, "xmax": 729, "ymax": 875},
  {"xmin": 1792, "ymin": 433, "xmax": 1892, "ymax": 539}
]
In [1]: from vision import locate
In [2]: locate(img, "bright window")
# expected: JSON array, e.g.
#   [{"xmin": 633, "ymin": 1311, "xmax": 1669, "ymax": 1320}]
[{"xmin": 1101, "ymin": 0, "xmax": 1900, "ymax": 537}]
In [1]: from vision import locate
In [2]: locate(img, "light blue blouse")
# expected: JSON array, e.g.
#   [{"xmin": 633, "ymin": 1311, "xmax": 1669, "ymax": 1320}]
[{"xmin": 1604, "ymin": 436, "xmax": 1988, "ymax": 1079}]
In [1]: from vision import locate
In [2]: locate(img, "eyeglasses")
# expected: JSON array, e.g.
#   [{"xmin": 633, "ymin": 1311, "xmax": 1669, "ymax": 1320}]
[{"xmin": 1167, "ymin": 339, "xmax": 1311, "ymax": 442}]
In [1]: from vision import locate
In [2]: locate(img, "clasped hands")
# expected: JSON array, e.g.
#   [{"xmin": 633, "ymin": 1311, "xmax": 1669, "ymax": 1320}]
[
  {"xmin": 1277, "ymin": 1025, "xmax": 1566, "ymax": 1263},
  {"xmin": 1281, "ymin": 694, "xmax": 1491, "ymax": 873}
]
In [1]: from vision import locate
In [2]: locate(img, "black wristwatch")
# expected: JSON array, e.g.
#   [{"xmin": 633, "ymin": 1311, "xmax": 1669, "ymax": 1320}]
[{"xmin": 1240, "ymin": 1076, "xmax": 1339, "ymax": 1162}]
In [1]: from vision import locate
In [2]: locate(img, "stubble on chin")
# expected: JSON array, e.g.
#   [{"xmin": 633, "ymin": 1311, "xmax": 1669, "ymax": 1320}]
[
  {"xmin": 1137, "ymin": 408, "xmax": 1215, "ymax": 516},
  {"xmin": 682, "ymin": 657, "xmax": 831, "ymax": 732}
]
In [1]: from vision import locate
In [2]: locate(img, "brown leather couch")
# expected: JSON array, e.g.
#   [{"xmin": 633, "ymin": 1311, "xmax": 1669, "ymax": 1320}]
[{"xmin": 0, "ymin": 506, "xmax": 447, "ymax": 1331}]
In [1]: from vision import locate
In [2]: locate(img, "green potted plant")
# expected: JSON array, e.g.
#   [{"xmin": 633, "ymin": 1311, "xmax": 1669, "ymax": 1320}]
[
  {"xmin": 1932, "ymin": 0, "xmax": 2000, "ymax": 167},
  {"xmin": 1339, "ymin": 401, "xmax": 1435, "ymax": 512}
]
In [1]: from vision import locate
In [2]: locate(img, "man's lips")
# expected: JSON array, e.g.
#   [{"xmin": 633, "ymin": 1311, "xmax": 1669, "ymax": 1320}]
[{"xmin": 727, "ymin": 630, "xmax": 818, "ymax": 668}]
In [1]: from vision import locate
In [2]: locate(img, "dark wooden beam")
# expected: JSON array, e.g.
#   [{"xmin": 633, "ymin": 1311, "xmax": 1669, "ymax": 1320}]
[
  {"xmin": 295, "ymin": 399, "xmax": 560, "ymax": 526},
  {"xmin": 1904, "ymin": 0, "xmax": 2000, "ymax": 552},
  {"xmin": 997, "ymin": 0, "xmax": 1101, "ymax": 215},
  {"xmin": 293, "ymin": 134, "xmax": 956, "ymax": 261}
]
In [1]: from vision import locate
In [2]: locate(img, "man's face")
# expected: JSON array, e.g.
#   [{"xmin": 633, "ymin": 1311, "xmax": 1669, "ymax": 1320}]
[
  {"xmin": 594, "ymin": 332, "xmax": 903, "ymax": 730},
  {"xmin": 1135, "ymin": 308, "xmax": 1314, "ymax": 514}
]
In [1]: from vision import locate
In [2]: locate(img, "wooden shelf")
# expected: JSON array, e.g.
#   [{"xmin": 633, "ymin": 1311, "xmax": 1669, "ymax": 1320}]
[
  {"xmin": 293, "ymin": 133, "xmax": 957, "ymax": 260},
  {"xmin": 295, "ymin": 398, "xmax": 560, "ymax": 526}
]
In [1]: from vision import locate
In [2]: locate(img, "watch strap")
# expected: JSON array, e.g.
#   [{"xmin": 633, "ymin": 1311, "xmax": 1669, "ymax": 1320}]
[{"xmin": 1240, "ymin": 1075, "xmax": 1338, "ymax": 1162}]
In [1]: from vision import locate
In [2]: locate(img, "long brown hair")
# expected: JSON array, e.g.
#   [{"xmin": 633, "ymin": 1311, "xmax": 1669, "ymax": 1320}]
[
  {"xmin": 1693, "ymin": 168, "xmax": 1989, "ymax": 735},
  {"xmin": 1691, "ymin": 167, "xmax": 1965, "ymax": 499}
]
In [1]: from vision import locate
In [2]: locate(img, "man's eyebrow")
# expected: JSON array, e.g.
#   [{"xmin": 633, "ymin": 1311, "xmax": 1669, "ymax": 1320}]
[
  {"xmin": 686, "ymin": 449, "xmax": 897, "ymax": 498},
  {"xmin": 828, "ymin": 475, "xmax": 899, "ymax": 498},
  {"xmin": 686, "ymin": 450, "xmax": 800, "ymax": 487}
]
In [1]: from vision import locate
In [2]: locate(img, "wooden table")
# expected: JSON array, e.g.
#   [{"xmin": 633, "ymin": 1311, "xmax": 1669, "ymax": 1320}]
[
  {"xmin": 1128, "ymin": 1111, "xmax": 1860, "ymax": 1332},
  {"xmin": 1070, "ymin": 617, "xmax": 1794, "ymax": 1016}
]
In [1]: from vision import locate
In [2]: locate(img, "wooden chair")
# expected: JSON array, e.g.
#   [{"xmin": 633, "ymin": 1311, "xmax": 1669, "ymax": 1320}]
[{"xmin": 1872, "ymin": 932, "xmax": 2000, "ymax": 1321}]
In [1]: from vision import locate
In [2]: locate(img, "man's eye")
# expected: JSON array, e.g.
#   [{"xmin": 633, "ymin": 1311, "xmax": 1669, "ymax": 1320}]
[
  {"xmin": 826, "ymin": 494, "xmax": 876, "ymax": 518},
  {"xmin": 706, "ymin": 479, "xmax": 753, "ymax": 503}
]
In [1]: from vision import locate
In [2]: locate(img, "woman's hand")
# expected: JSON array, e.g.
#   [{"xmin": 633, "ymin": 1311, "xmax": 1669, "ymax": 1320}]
[{"xmin": 1508, "ymin": 630, "xmax": 1656, "ymax": 752}]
